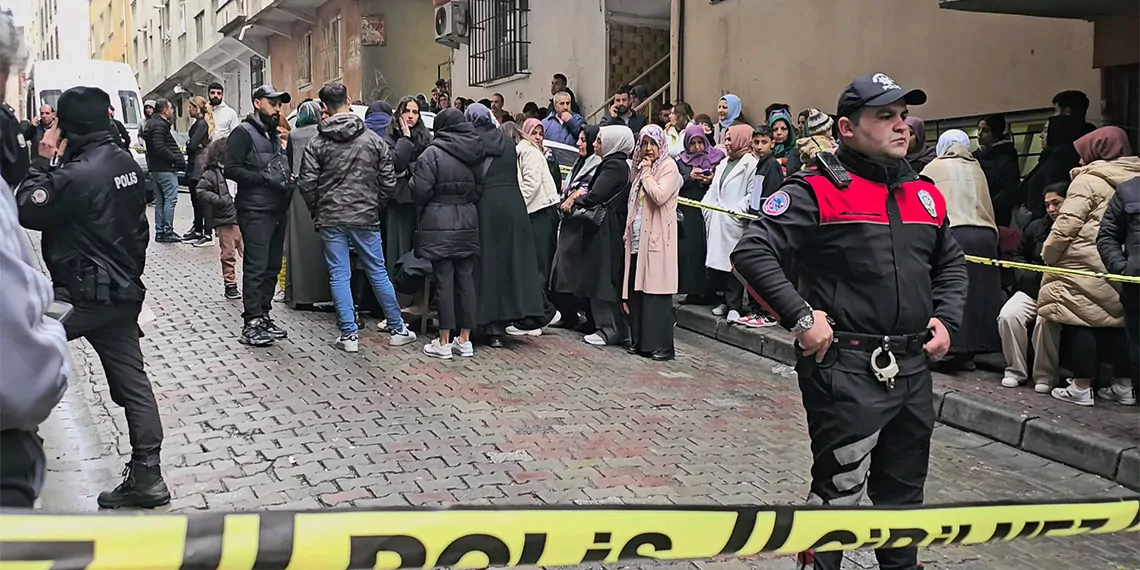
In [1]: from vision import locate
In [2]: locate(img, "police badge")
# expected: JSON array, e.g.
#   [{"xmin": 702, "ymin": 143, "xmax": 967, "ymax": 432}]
[{"xmin": 917, "ymin": 189, "xmax": 937, "ymax": 219}]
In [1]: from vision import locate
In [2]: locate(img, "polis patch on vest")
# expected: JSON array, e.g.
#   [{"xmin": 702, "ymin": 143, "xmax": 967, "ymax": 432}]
[
  {"xmin": 917, "ymin": 189, "xmax": 937, "ymax": 219},
  {"xmin": 762, "ymin": 190, "xmax": 790, "ymax": 217}
]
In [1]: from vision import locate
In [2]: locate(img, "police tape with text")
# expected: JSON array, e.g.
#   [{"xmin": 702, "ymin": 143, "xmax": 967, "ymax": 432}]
[
  {"xmin": 0, "ymin": 497, "xmax": 1138, "ymax": 569},
  {"xmin": 677, "ymin": 197, "xmax": 1140, "ymax": 285}
]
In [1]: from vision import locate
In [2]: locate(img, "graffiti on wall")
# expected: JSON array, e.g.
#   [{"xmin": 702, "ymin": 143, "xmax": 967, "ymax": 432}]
[
  {"xmin": 362, "ymin": 15, "xmax": 385, "ymax": 46},
  {"xmin": 348, "ymin": 36, "xmax": 362, "ymax": 68}
]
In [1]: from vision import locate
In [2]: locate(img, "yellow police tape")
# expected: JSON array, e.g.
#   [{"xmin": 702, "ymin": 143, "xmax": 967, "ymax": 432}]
[
  {"xmin": 677, "ymin": 197, "xmax": 1140, "ymax": 285},
  {"xmin": 1, "ymin": 497, "xmax": 1138, "ymax": 569}
]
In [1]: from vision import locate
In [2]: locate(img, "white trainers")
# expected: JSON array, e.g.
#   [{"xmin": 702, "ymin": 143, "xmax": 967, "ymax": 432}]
[
  {"xmin": 452, "ymin": 339, "xmax": 475, "ymax": 357},
  {"xmin": 712, "ymin": 304, "xmax": 728, "ymax": 317},
  {"xmin": 1034, "ymin": 382, "xmax": 1051, "ymax": 394},
  {"xmin": 1001, "ymin": 376, "xmax": 1023, "ymax": 388},
  {"xmin": 1051, "ymin": 379, "xmax": 1094, "ymax": 407},
  {"xmin": 334, "ymin": 334, "xmax": 359, "ymax": 353},
  {"xmin": 423, "ymin": 339, "xmax": 452, "ymax": 359},
  {"xmin": 583, "ymin": 333, "xmax": 607, "ymax": 346},
  {"xmin": 726, "ymin": 310, "xmax": 742, "ymax": 324},
  {"xmin": 1097, "ymin": 384, "xmax": 1137, "ymax": 406},
  {"xmin": 388, "ymin": 325, "xmax": 417, "ymax": 347},
  {"xmin": 547, "ymin": 310, "xmax": 563, "ymax": 327},
  {"xmin": 506, "ymin": 325, "xmax": 542, "ymax": 337},
  {"xmin": 376, "ymin": 319, "xmax": 388, "ymax": 331}
]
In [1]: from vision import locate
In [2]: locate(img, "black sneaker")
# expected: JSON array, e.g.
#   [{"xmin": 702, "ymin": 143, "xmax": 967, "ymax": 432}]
[
  {"xmin": 240, "ymin": 318, "xmax": 275, "ymax": 347},
  {"xmin": 263, "ymin": 318, "xmax": 288, "ymax": 339},
  {"xmin": 97, "ymin": 462, "xmax": 171, "ymax": 509},
  {"xmin": 168, "ymin": 231, "xmax": 183, "ymax": 241},
  {"xmin": 224, "ymin": 284, "xmax": 241, "ymax": 300},
  {"xmin": 181, "ymin": 230, "xmax": 203, "ymax": 242},
  {"xmin": 155, "ymin": 233, "xmax": 179, "ymax": 244}
]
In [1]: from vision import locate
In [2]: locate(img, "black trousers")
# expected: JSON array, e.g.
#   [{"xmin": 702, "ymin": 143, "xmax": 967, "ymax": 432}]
[
  {"xmin": 1063, "ymin": 325, "xmax": 1132, "ymax": 381},
  {"xmin": 65, "ymin": 301, "xmax": 163, "ymax": 466},
  {"xmin": 187, "ymin": 178, "xmax": 210, "ymax": 236},
  {"xmin": 237, "ymin": 210, "xmax": 287, "ymax": 321},
  {"xmin": 0, "ymin": 430, "xmax": 43, "ymax": 507},
  {"xmin": 1126, "ymin": 296, "xmax": 1139, "ymax": 392},
  {"xmin": 627, "ymin": 254, "xmax": 674, "ymax": 353},
  {"xmin": 797, "ymin": 351, "xmax": 934, "ymax": 570},
  {"xmin": 433, "ymin": 257, "xmax": 476, "ymax": 331},
  {"xmin": 711, "ymin": 269, "xmax": 745, "ymax": 313}
]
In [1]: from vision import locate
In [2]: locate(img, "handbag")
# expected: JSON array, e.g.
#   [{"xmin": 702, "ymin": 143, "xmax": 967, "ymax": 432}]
[{"xmin": 568, "ymin": 188, "xmax": 624, "ymax": 226}]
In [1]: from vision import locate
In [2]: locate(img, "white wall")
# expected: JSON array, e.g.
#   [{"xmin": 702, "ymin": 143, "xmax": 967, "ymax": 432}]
[
  {"xmin": 57, "ymin": 0, "xmax": 89, "ymax": 62},
  {"xmin": 448, "ymin": 0, "xmax": 607, "ymax": 118}
]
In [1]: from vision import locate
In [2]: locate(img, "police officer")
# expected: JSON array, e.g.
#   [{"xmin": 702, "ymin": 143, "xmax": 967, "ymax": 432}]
[
  {"xmin": 731, "ymin": 74, "xmax": 968, "ymax": 570},
  {"xmin": 16, "ymin": 86, "xmax": 170, "ymax": 509}
]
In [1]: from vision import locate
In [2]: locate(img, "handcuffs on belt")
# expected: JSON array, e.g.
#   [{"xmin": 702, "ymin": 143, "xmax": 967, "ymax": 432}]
[{"xmin": 870, "ymin": 337, "xmax": 900, "ymax": 390}]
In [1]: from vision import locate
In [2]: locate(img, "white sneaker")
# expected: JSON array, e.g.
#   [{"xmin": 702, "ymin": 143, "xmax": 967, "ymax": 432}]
[
  {"xmin": 1051, "ymin": 379, "xmax": 1094, "ymax": 407},
  {"xmin": 376, "ymin": 319, "xmax": 388, "ymax": 331},
  {"xmin": 334, "ymin": 334, "xmax": 359, "ymax": 353},
  {"xmin": 583, "ymin": 333, "xmax": 607, "ymax": 346},
  {"xmin": 506, "ymin": 325, "xmax": 542, "ymax": 337},
  {"xmin": 452, "ymin": 339, "xmax": 475, "ymax": 357},
  {"xmin": 547, "ymin": 310, "xmax": 563, "ymax": 327},
  {"xmin": 712, "ymin": 304, "xmax": 728, "ymax": 316},
  {"xmin": 272, "ymin": 289, "xmax": 285, "ymax": 303},
  {"xmin": 1001, "ymin": 376, "xmax": 1023, "ymax": 388},
  {"xmin": 1034, "ymin": 382, "xmax": 1051, "ymax": 394},
  {"xmin": 423, "ymin": 339, "xmax": 452, "ymax": 359},
  {"xmin": 388, "ymin": 325, "xmax": 417, "ymax": 347},
  {"xmin": 726, "ymin": 310, "xmax": 742, "ymax": 324},
  {"xmin": 1097, "ymin": 384, "xmax": 1137, "ymax": 406}
]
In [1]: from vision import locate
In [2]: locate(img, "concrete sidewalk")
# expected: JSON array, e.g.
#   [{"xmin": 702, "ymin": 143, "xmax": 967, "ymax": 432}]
[{"xmin": 676, "ymin": 304, "xmax": 1140, "ymax": 490}]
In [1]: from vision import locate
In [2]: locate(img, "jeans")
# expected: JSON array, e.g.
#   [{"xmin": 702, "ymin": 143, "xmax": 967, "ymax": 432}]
[
  {"xmin": 151, "ymin": 171, "xmax": 179, "ymax": 236},
  {"xmin": 237, "ymin": 210, "xmax": 286, "ymax": 321},
  {"xmin": 319, "ymin": 227, "xmax": 406, "ymax": 336}
]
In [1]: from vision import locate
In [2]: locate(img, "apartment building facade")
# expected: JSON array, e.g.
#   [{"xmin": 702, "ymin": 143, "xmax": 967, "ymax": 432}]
[
  {"xmin": 90, "ymin": 0, "xmax": 133, "ymax": 64},
  {"xmin": 30, "ymin": 0, "xmax": 90, "ymax": 62}
]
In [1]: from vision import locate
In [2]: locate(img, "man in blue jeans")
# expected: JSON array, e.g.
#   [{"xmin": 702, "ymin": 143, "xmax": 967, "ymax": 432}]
[
  {"xmin": 141, "ymin": 99, "xmax": 186, "ymax": 242},
  {"xmin": 296, "ymin": 81, "xmax": 416, "ymax": 352}
]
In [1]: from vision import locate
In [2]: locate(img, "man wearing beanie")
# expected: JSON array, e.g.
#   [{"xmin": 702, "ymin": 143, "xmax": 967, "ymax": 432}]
[
  {"xmin": 787, "ymin": 108, "xmax": 839, "ymax": 174},
  {"xmin": 16, "ymin": 86, "xmax": 170, "ymax": 509}
]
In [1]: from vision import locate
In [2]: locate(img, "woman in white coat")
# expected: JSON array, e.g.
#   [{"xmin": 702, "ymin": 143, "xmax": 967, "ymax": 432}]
[{"xmin": 701, "ymin": 123, "xmax": 757, "ymax": 321}]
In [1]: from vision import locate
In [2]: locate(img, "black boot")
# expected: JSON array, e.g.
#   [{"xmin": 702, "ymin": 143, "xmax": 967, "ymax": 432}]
[{"xmin": 98, "ymin": 462, "xmax": 171, "ymax": 509}]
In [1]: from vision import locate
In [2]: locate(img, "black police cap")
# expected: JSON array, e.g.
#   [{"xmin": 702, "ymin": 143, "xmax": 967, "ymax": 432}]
[
  {"xmin": 836, "ymin": 73, "xmax": 927, "ymax": 119},
  {"xmin": 57, "ymin": 86, "xmax": 111, "ymax": 136},
  {"xmin": 252, "ymin": 84, "xmax": 291, "ymax": 104}
]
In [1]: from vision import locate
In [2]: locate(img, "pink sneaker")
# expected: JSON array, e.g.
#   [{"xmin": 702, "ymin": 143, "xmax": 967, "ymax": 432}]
[{"xmin": 738, "ymin": 314, "xmax": 764, "ymax": 328}]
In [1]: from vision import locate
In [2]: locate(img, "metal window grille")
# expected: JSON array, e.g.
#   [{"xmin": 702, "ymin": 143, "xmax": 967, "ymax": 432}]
[
  {"xmin": 468, "ymin": 0, "xmax": 529, "ymax": 87},
  {"xmin": 321, "ymin": 13, "xmax": 341, "ymax": 80},
  {"xmin": 250, "ymin": 55, "xmax": 265, "ymax": 89},
  {"xmin": 297, "ymin": 32, "xmax": 312, "ymax": 85}
]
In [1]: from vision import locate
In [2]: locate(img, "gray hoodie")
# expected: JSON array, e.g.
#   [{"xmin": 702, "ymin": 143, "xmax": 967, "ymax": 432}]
[{"xmin": 296, "ymin": 113, "xmax": 397, "ymax": 231}]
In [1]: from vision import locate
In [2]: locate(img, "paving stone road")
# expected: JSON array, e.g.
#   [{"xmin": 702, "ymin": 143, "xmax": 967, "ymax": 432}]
[{"xmin": 34, "ymin": 201, "xmax": 1140, "ymax": 569}]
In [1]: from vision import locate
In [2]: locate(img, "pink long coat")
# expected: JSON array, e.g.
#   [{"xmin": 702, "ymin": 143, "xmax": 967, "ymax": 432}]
[{"xmin": 623, "ymin": 158, "xmax": 682, "ymax": 297}]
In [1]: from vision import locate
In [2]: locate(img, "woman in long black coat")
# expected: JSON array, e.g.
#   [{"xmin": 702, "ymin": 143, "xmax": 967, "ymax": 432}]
[
  {"xmin": 463, "ymin": 104, "xmax": 547, "ymax": 348},
  {"xmin": 675, "ymin": 124, "xmax": 725, "ymax": 303},
  {"xmin": 382, "ymin": 96, "xmax": 433, "ymax": 273},
  {"xmin": 551, "ymin": 125, "xmax": 601, "ymax": 331},
  {"xmin": 567, "ymin": 125, "xmax": 634, "ymax": 346},
  {"xmin": 1016, "ymin": 114, "xmax": 1084, "ymax": 227}
]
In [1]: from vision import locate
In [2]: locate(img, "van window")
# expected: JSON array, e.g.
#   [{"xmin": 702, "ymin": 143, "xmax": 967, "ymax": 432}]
[
  {"xmin": 118, "ymin": 91, "xmax": 142, "ymax": 128},
  {"xmin": 38, "ymin": 90, "xmax": 62, "ymax": 110}
]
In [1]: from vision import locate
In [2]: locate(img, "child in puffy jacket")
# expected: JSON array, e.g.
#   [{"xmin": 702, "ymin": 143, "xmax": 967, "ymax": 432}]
[{"xmin": 193, "ymin": 137, "xmax": 244, "ymax": 300}]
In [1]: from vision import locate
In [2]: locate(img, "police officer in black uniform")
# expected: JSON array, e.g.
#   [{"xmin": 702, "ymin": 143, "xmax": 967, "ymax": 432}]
[
  {"xmin": 732, "ymin": 74, "xmax": 968, "ymax": 570},
  {"xmin": 16, "ymin": 86, "xmax": 170, "ymax": 509}
]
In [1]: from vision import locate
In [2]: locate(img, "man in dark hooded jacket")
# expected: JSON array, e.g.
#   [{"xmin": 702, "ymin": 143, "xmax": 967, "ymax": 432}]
[
  {"xmin": 297, "ymin": 82, "xmax": 417, "ymax": 354},
  {"xmin": 411, "ymin": 107, "xmax": 486, "ymax": 359}
]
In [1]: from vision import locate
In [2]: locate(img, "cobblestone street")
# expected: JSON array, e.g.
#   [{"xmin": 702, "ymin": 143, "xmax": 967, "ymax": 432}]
[{"xmin": 34, "ymin": 201, "xmax": 1140, "ymax": 569}]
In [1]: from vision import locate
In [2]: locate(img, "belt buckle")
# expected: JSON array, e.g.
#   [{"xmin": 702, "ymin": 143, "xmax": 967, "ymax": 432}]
[{"xmin": 870, "ymin": 336, "xmax": 899, "ymax": 389}]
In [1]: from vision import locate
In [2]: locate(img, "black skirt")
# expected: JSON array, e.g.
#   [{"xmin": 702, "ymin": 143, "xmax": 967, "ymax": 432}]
[
  {"xmin": 677, "ymin": 177, "xmax": 710, "ymax": 295},
  {"xmin": 383, "ymin": 202, "xmax": 417, "ymax": 274},
  {"xmin": 627, "ymin": 254, "xmax": 675, "ymax": 353},
  {"xmin": 951, "ymin": 226, "xmax": 1003, "ymax": 354}
]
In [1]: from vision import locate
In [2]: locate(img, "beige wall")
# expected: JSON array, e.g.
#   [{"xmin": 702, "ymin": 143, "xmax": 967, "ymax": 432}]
[
  {"xmin": 448, "ymin": 0, "xmax": 607, "ymax": 117},
  {"xmin": 359, "ymin": 0, "xmax": 451, "ymax": 104},
  {"xmin": 682, "ymin": 0, "xmax": 1100, "ymax": 122}
]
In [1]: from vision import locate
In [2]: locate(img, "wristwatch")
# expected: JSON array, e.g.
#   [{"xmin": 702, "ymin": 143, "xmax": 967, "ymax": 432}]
[{"xmin": 789, "ymin": 304, "xmax": 814, "ymax": 335}]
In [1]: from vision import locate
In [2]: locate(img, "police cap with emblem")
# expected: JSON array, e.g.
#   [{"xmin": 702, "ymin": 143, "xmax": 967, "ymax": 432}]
[
  {"xmin": 836, "ymin": 73, "xmax": 927, "ymax": 119},
  {"xmin": 57, "ymin": 86, "xmax": 112, "ymax": 135}
]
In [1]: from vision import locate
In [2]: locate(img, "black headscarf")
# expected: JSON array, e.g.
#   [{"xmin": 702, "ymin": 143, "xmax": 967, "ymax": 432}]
[
  {"xmin": 433, "ymin": 107, "xmax": 466, "ymax": 133},
  {"xmin": 565, "ymin": 125, "xmax": 601, "ymax": 194},
  {"xmin": 1022, "ymin": 115, "xmax": 1085, "ymax": 220}
]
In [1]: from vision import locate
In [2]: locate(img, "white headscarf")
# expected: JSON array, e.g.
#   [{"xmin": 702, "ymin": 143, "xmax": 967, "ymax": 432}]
[
  {"xmin": 936, "ymin": 129, "xmax": 971, "ymax": 157},
  {"xmin": 597, "ymin": 125, "xmax": 636, "ymax": 160}
]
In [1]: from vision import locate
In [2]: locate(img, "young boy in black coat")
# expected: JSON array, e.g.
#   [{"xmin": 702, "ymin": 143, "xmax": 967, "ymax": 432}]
[{"xmin": 736, "ymin": 126, "xmax": 785, "ymax": 328}]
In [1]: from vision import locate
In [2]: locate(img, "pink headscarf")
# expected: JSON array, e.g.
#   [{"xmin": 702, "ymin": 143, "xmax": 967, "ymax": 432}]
[
  {"xmin": 725, "ymin": 124, "xmax": 753, "ymax": 158},
  {"xmin": 1074, "ymin": 126, "xmax": 1133, "ymax": 163},
  {"xmin": 522, "ymin": 118, "xmax": 544, "ymax": 146}
]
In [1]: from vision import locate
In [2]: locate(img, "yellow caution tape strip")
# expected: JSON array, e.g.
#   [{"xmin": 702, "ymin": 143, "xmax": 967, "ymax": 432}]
[
  {"xmin": 1, "ymin": 497, "xmax": 1138, "ymax": 569},
  {"xmin": 678, "ymin": 197, "xmax": 1140, "ymax": 284}
]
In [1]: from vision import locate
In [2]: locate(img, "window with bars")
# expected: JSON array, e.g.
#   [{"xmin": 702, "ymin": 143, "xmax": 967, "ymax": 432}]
[
  {"xmin": 250, "ymin": 55, "xmax": 265, "ymax": 89},
  {"xmin": 467, "ymin": 0, "xmax": 529, "ymax": 87},
  {"xmin": 321, "ymin": 13, "xmax": 341, "ymax": 80},
  {"xmin": 297, "ymin": 32, "xmax": 312, "ymax": 86}
]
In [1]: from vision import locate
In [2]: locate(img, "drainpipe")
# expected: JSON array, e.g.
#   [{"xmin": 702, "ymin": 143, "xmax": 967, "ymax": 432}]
[{"xmin": 669, "ymin": 0, "xmax": 683, "ymax": 102}]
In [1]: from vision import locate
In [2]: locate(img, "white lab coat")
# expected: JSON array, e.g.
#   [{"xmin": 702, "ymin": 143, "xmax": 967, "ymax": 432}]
[{"xmin": 701, "ymin": 153, "xmax": 758, "ymax": 272}]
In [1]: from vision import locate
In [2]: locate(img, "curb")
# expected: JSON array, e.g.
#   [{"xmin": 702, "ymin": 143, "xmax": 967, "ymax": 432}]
[{"xmin": 675, "ymin": 304, "xmax": 1140, "ymax": 490}]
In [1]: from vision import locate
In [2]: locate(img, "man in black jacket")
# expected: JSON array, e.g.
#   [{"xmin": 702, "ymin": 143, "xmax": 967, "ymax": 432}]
[
  {"xmin": 108, "ymin": 104, "xmax": 131, "ymax": 149},
  {"xmin": 225, "ymin": 84, "xmax": 293, "ymax": 347},
  {"xmin": 297, "ymin": 82, "xmax": 417, "ymax": 353},
  {"xmin": 599, "ymin": 84, "xmax": 646, "ymax": 135},
  {"xmin": 21, "ymin": 104, "xmax": 54, "ymax": 150},
  {"xmin": 141, "ymin": 98, "xmax": 186, "ymax": 243},
  {"xmin": 17, "ymin": 86, "xmax": 169, "ymax": 509},
  {"xmin": 731, "ymin": 73, "xmax": 967, "ymax": 570},
  {"xmin": 1098, "ymin": 176, "xmax": 1140, "ymax": 396}
]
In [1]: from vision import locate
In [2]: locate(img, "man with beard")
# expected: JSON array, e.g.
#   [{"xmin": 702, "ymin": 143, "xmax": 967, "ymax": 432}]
[
  {"xmin": 224, "ymin": 85, "xmax": 294, "ymax": 347},
  {"xmin": 208, "ymin": 82, "xmax": 241, "ymax": 140}
]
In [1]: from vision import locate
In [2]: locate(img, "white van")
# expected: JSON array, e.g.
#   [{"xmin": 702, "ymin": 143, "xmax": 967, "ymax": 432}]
[{"xmin": 24, "ymin": 59, "xmax": 147, "ymax": 170}]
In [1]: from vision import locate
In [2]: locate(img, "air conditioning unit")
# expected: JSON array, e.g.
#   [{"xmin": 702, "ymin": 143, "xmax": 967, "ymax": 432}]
[{"xmin": 433, "ymin": 0, "xmax": 468, "ymax": 49}]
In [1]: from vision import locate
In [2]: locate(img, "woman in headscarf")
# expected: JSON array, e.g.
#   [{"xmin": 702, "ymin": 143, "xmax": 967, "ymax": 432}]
[
  {"xmin": 623, "ymin": 125, "xmax": 682, "ymax": 361},
  {"xmin": 904, "ymin": 116, "xmax": 936, "ymax": 173},
  {"xmin": 675, "ymin": 124, "xmax": 725, "ymax": 304},
  {"xmin": 463, "ymin": 103, "xmax": 547, "ymax": 348},
  {"xmin": 1037, "ymin": 126, "xmax": 1138, "ymax": 406},
  {"xmin": 923, "ymin": 129, "xmax": 1003, "ymax": 372},
  {"xmin": 767, "ymin": 108, "xmax": 799, "ymax": 174},
  {"xmin": 522, "ymin": 117, "xmax": 564, "ymax": 194},
  {"xmin": 566, "ymin": 125, "xmax": 635, "ymax": 346},
  {"xmin": 1018, "ymin": 115, "xmax": 1084, "ymax": 225},
  {"xmin": 382, "ymin": 95, "xmax": 433, "ymax": 274},
  {"xmin": 283, "ymin": 100, "xmax": 331, "ymax": 308},
  {"xmin": 364, "ymin": 100, "xmax": 393, "ymax": 137},
  {"xmin": 702, "ymin": 124, "xmax": 757, "ymax": 322},
  {"xmin": 713, "ymin": 94, "xmax": 745, "ymax": 147},
  {"xmin": 550, "ymin": 125, "xmax": 602, "ymax": 332}
]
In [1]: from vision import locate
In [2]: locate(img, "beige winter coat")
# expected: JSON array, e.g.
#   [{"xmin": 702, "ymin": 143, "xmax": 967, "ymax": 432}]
[
  {"xmin": 1037, "ymin": 157, "xmax": 1140, "ymax": 328},
  {"xmin": 922, "ymin": 143, "xmax": 997, "ymax": 231},
  {"xmin": 516, "ymin": 140, "xmax": 560, "ymax": 214}
]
